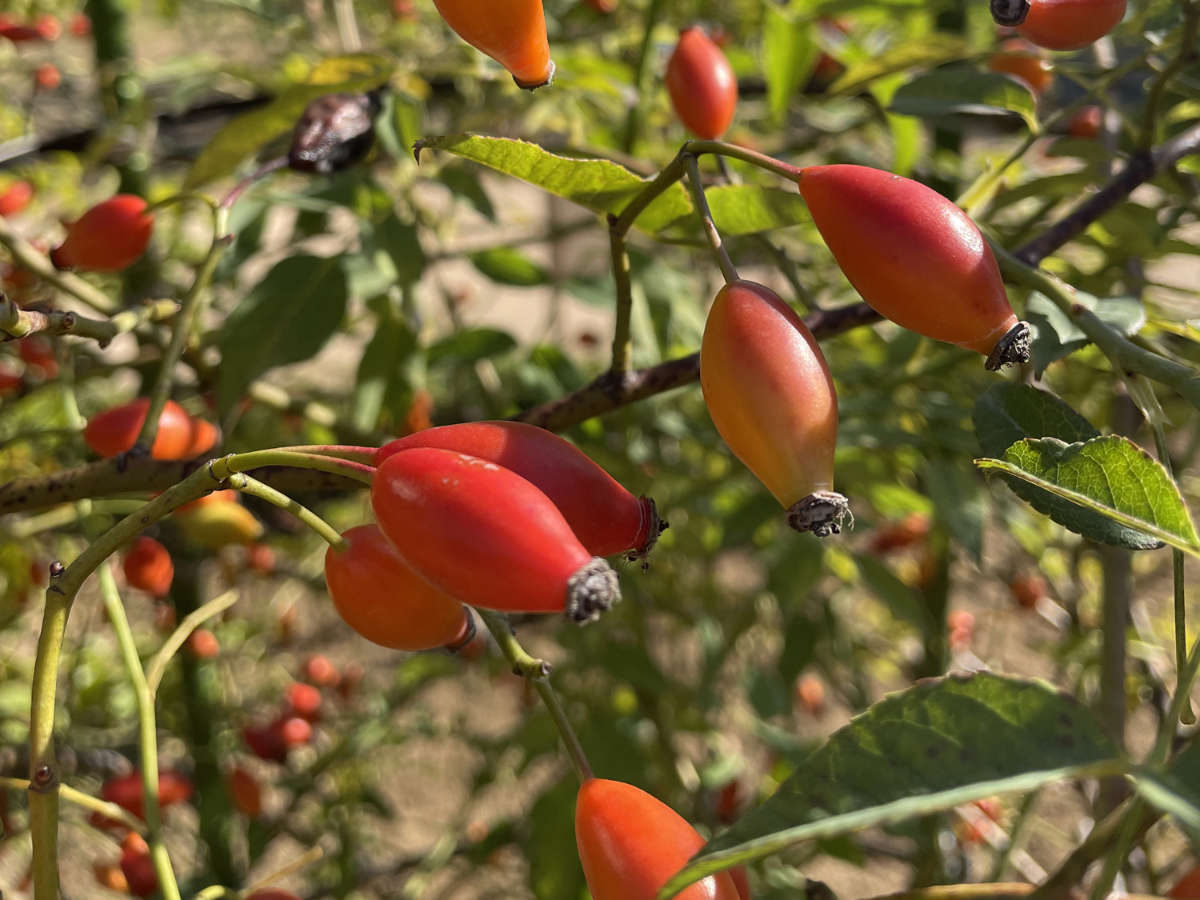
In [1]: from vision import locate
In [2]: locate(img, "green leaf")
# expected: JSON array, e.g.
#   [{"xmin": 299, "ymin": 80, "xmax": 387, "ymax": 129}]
[
  {"xmin": 216, "ymin": 255, "xmax": 347, "ymax": 415},
  {"xmin": 923, "ymin": 458, "xmax": 985, "ymax": 563},
  {"xmin": 1133, "ymin": 741, "xmax": 1200, "ymax": 843},
  {"xmin": 975, "ymin": 436, "xmax": 1200, "ymax": 556},
  {"xmin": 353, "ymin": 300, "xmax": 417, "ymax": 433},
  {"xmin": 973, "ymin": 384, "xmax": 1161, "ymax": 550},
  {"xmin": 427, "ymin": 328, "xmax": 517, "ymax": 366},
  {"xmin": 831, "ymin": 35, "xmax": 968, "ymax": 94},
  {"xmin": 414, "ymin": 134, "xmax": 807, "ymax": 236},
  {"xmin": 364, "ymin": 213, "xmax": 426, "ymax": 285},
  {"xmin": 659, "ymin": 673, "xmax": 1121, "ymax": 898},
  {"xmin": 855, "ymin": 554, "xmax": 932, "ymax": 633},
  {"xmin": 763, "ymin": 9, "xmax": 818, "ymax": 124},
  {"xmin": 1026, "ymin": 291, "xmax": 1145, "ymax": 377},
  {"xmin": 890, "ymin": 70, "xmax": 1038, "ymax": 130},
  {"xmin": 470, "ymin": 246, "xmax": 549, "ymax": 286},
  {"xmin": 184, "ymin": 54, "xmax": 394, "ymax": 188}
]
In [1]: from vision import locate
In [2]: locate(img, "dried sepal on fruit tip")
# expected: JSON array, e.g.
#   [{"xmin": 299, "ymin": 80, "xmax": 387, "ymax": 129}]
[
  {"xmin": 625, "ymin": 496, "xmax": 668, "ymax": 565},
  {"xmin": 565, "ymin": 558, "xmax": 621, "ymax": 623},
  {"xmin": 786, "ymin": 490, "xmax": 853, "ymax": 537},
  {"xmin": 991, "ymin": 0, "xmax": 1030, "ymax": 25},
  {"xmin": 513, "ymin": 59, "xmax": 555, "ymax": 90},
  {"xmin": 985, "ymin": 321, "xmax": 1032, "ymax": 371}
]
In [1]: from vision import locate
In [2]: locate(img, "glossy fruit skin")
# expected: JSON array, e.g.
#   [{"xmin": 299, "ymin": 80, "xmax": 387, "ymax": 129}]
[
  {"xmin": 1017, "ymin": 0, "xmax": 1125, "ymax": 50},
  {"xmin": 797, "ymin": 165, "xmax": 1021, "ymax": 360},
  {"xmin": 84, "ymin": 398, "xmax": 193, "ymax": 460},
  {"xmin": 988, "ymin": 38, "xmax": 1054, "ymax": 94},
  {"xmin": 184, "ymin": 417, "xmax": 220, "ymax": 457},
  {"xmin": 372, "ymin": 448, "xmax": 621, "ymax": 622},
  {"xmin": 575, "ymin": 778, "xmax": 742, "ymax": 900},
  {"xmin": 0, "ymin": 180, "xmax": 33, "ymax": 217},
  {"xmin": 432, "ymin": 0, "xmax": 554, "ymax": 88},
  {"xmin": 375, "ymin": 421, "xmax": 662, "ymax": 559},
  {"xmin": 665, "ymin": 27, "xmax": 737, "ymax": 140},
  {"xmin": 730, "ymin": 867, "xmax": 751, "ymax": 900},
  {"xmin": 123, "ymin": 536, "xmax": 174, "ymax": 598},
  {"xmin": 50, "ymin": 194, "xmax": 154, "ymax": 272},
  {"xmin": 324, "ymin": 524, "xmax": 471, "ymax": 651},
  {"xmin": 700, "ymin": 281, "xmax": 842, "ymax": 533}
]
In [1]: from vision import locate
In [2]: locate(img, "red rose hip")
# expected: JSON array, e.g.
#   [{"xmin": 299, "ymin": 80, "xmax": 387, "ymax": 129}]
[
  {"xmin": 371, "ymin": 448, "xmax": 621, "ymax": 622},
  {"xmin": 51, "ymin": 194, "xmax": 154, "ymax": 272},
  {"xmin": 665, "ymin": 26, "xmax": 737, "ymax": 140},
  {"xmin": 375, "ymin": 421, "xmax": 664, "ymax": 559}
]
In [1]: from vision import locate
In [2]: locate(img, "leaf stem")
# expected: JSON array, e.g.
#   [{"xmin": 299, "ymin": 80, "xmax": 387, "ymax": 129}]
[
  {"xmin": 683, "ymin": 140, "xmax": 803, "ymax": 182},
  {"xmin": 145, "ymin": 588, "xmax": 239, "ymax": 696},
  {"xmin": 97, "ymin": 564, "xmax": 182, "ymax": 900},
  {"xmin": 682, "ymin": 153, "xmax": 739, "ymax": 284},
  {"xmin": 476, "ymin": 609, "xmax": 593, "ymax": 783}
]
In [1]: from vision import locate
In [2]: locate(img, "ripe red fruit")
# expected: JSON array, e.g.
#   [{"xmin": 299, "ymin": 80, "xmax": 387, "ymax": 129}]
[
  {"xmin": 1169, "ymin": 866, "xmax": 1200, "ymax": 899},
  {"xmin": 730, "ymin": 866, "xmax": 751, "ymax": 900},
  {"xmin": 303, "ymin": 654, "xmax": 340, "ymax": 687},
  {"xmin": 700, "ymin": 280, "xmax": 847, "ymax": 536},
  {"xmin": 1067, "ymin": 104, "xmax": 1102, "ymax": 138},
  {"xmin": 184, "ymin": 417, "xmax": 220, "ymax": 457},
  {"xmin": 123, "ymin": 536, "xmax": 174, "ymax": 598},
  {"xmin": 1009, "ymin": 571, "xmax": 1048, "ymax": 609},
  {"xmin": 324, "ymin": 524, "xmax": 472, "ymax": 650},
  {"xmin": 375, "ymin": 421, "xmax": 664, "ymax": 559},
  {"xmin": 796, "ymin": 164, "xmax": 1028, "ymax": 369},
  {"xmin": 228, "ymin": 766, "xmax": 262, "ymax": 818},
  {"xmin": 285, "ymin": 682, "xmax": 322, "ymax": 721},
  {"xmin": 575, "ymin": 778, "xmax": 742, "ymax": 900},
  {"xmin": 1017, "ymin": 0, "xmax": 1125, "ymax": 50},
  {"xmin": 34, "ymin": 14, "xmax": 60, "ymax": 40},
  {"xmin": 18, "ymin": 335, "xmax": 57, "ymax": 378},
  {"xmin": 100, "ymin": 770, "xmax": 193, "ymax": 820},
  {"xmin": 794, "ymin": 673, "xmax": 826, "ymax": 717},
  {"xmin": 372, "ymin": 448, "xmax": 622, "ymax": 622},
  {"xmin": 243, "ymin": 723, "xmax": 288, "ymax": 763},
  {"xmin": 868, "ymin": 512, "xmax": 931, "ymax": 555},
  {"xmin": 84, "ymin": 397, "xmax": 193, "ymax": 459},
  {"xmin": 0, "ymin": 368, "xmax": 22, "ymax": 395},
  {"xmin": 665, "ymin": 26, "xmax": 737, "ymax": 140},
  {"xmin": 69, "ymin": 12, "xmax": 92, "ymax": 36},
  {"xmin": 432, "ymin": 0, "xmax": 555, "ymax": 89},
  {"xmin": 278, "ymin": 716, "xmax": 312, "ymax": 747},
  {"xmin": 93, "ymin": 861, "xmax": 129, "ymax": 892},
  {"xmin": 188, "ymin": 628, "xmax": 220, "ymax": 659},
  {"xmin": 0, "ymin": 180, "xmax": 34, "ymax": 217},
  {"xmin": 119, "ymin": 831, "xmax": 157, "ymax": 897},
  {"xmin": 715, "ymin": 780, "xmax": 744, "ymax": 825},
  {"xmin": 33, "ymin": 62, "xmax": 61, "ymax": 91},
  {"xmin": 583, "ymin": 0, "xmax": 615, "ymax": 12},
  {"xmin": 50, "ymin": 194, "xmax": 154, "ymax": 272},
  {"xmin": 988, "ymin": 38, "xmax": 1054, "ymax": 95}
]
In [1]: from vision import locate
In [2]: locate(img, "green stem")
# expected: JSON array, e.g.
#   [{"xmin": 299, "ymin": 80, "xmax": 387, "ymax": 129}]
[
  {"xmin": 0, "ymin": 777, "xmax": 145, "ymax": 833},
  {"xmin": 476, "ymin": 609, "xmax": 593, "ymax": 782},
  {"xmin": 0, "ymin": 215, "xmax": 117, "ymax": 313},
  {"xmin": 607, "ymin": 215, "xmax": 634, "ymax": 375},
  {"xmin": 992, "ymin": 245, "xmax": 1200, "ymax": 410},
  {"xmin": 97, "ymin": 565, "xmax": 182, "ymax": 900},
  {"xmin": 1139, "ymin": 0, "xmax": 1200, "ymax": 150},
  {"xmin": 683, "ymin": 140, "xmax": 803, "ymax": 182},
  {"xmin": 270, "ymin": 444, "xmax": 378, "ymax": 463},
  {"xmin": 145, "ymin": 588, "xmax": 239, "ymax": 696},
  {"xmin": 210, "ymin": 449, "xmax": 376, "ymax": 485},
  {"xmin": 1, "ymin": 294, "xmax": 180, "ymax": 345},
  {"xmin": 136, "ymin": 210, "xmax": 231, "ymax": 452},
  {"xmin": 620, "ymin": 0, "xmax": 666, "ymax": 154},
  {"xmin": 612, "ymin": 156, "xmax": 687, "ymax": 236},
  {"xmin": 227, "ymin": 472, "xmax": 347, "ymax": 551},
  {"xmin": 682, "ymin": 154, "xmax": 739, "ymax": 284}
]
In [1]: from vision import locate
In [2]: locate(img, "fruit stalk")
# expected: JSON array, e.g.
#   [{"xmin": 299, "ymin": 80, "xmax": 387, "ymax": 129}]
[
  {"xmin": 477, "ymin": 609, "xmax": 594, "ymax": 782},
  {"xmin": 682, "ymin": 153, "xmax": 738, "ymax": 283},
  {"xmin": 226, "ymin": 472, "xmax": 348, "ymax": 551},
  {"xmin": 96, "ymin": 566, "xmax": 182, "ymax": 900}
]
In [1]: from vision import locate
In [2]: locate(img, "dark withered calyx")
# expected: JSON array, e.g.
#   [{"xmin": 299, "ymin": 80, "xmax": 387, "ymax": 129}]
[{"xmin": 287, "ymin": 90, "xmax": 384, "ymax": 175}]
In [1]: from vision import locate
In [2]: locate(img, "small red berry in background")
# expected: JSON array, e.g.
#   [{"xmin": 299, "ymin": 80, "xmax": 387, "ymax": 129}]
[
  {"xmin": 988, "ymin": 38, "xmax": 1054, "ymax": 95},
  {"xmin": 228, "ymin": 766, "xmax": 263, "ymax": 818},
  {"xmin": 188, "ymin": 628, "xmax": 220, "ymax": 659},
  {"xmin": 1169, "ymin": 865, "xmax": 1200, "ymax": 899},
  {"xmin": 1009, "ymin": 571, "xmax": 1049, "ymax": 609},
  {"xmin": 1067, "ymin": 104, "xmax": 1102, "ymax": 138},
  {"xmin": 278, "ymin": 715, "xmax": 313, "ymax": 748},
  {"xmin": 948, "ymin": 609, "xmax": 975, "ymax": 651},
  {"xmin": 285, "ymin": 682, "xmax": 322, "ymax": 721},
  {"xmin": 119, "ymin": 831, "xmax": 157, "ymax": 897},
  {"xmin": 583, "ymin": 0, "xmax": 616, "ymax": 13},
  {"xmin": 29, "ymin": 558, "xmax": 48, "ymax": 586},
  {"xmin": 303, "ymin": 654, "xmax": 340, "ymax": 687},
  {"xmin": 246, "ymin": 541, "xmax": 276, "ymax": 574},
  {"xmin": 795, "ymin": 673, "xmax": 826, "ymax": 717},
  {"xmin": 183, "ymin": 417, "xmax": 220, "ymax": 457},
  {"xmin": 69, "ymin": 12, "xmax": 92, "ymax": 36},
  {"xmin": 18, "ymin": 335, "xmax": 57, "ymax": 378},
  {"xmin": 123, "ymin": 536, "xmax": 174, "ymax": 598},
  {"xmin": 0, "ymin": 180, "xmax": 34, "ymax": 217},
  {"xmin": 84, "ymin": 397, "xmax": 194, "ymax": 460},
  {"xmin": 50, "ymin": 194, "xmax": 154, "ymax": 272},
  {"xmin": 246, "ymin": 890, "xmax": 303, "ymax": 900},
  {"xmin": 0, "ymin": 367, "xmax": 22, "ymax": 395},
  {"xmin": 33, "ymin": 62, "xmax": 61, "ymax": 91},
  {"xmin": 243, "ymin": 723, "xmax": 288, "ymax": 763},
  {"xmin": 93, "ymin": 861, "xmax": 129, "ymax": 892},
  {"xmin": 99, "ymin": 769, "xmax": 193, "ymax": 822},
  {"xmin": 868, "ymin": 512, "xmax": 930, "ymax": 555},
  {"xmin": 390, "ymin": 0, "xmax": 416, "ymax": 19},
  {"xmin": 714, "ymin": 779, "xmax": 745, "ymax": 825},
  {"xmin": 665, "ymin": 26, "xmax": 738, "ymax": 140},
  {"xmin": 1017, "ymin": 0, "xmax": 1126, "ymax": 50},
  {"xmin": 34, "ymin": 14, "xmax": 60, "ymax": 40},
  {"xmin": 336, "ymin": 662, "xmax": 364, "ymax": 702}
]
